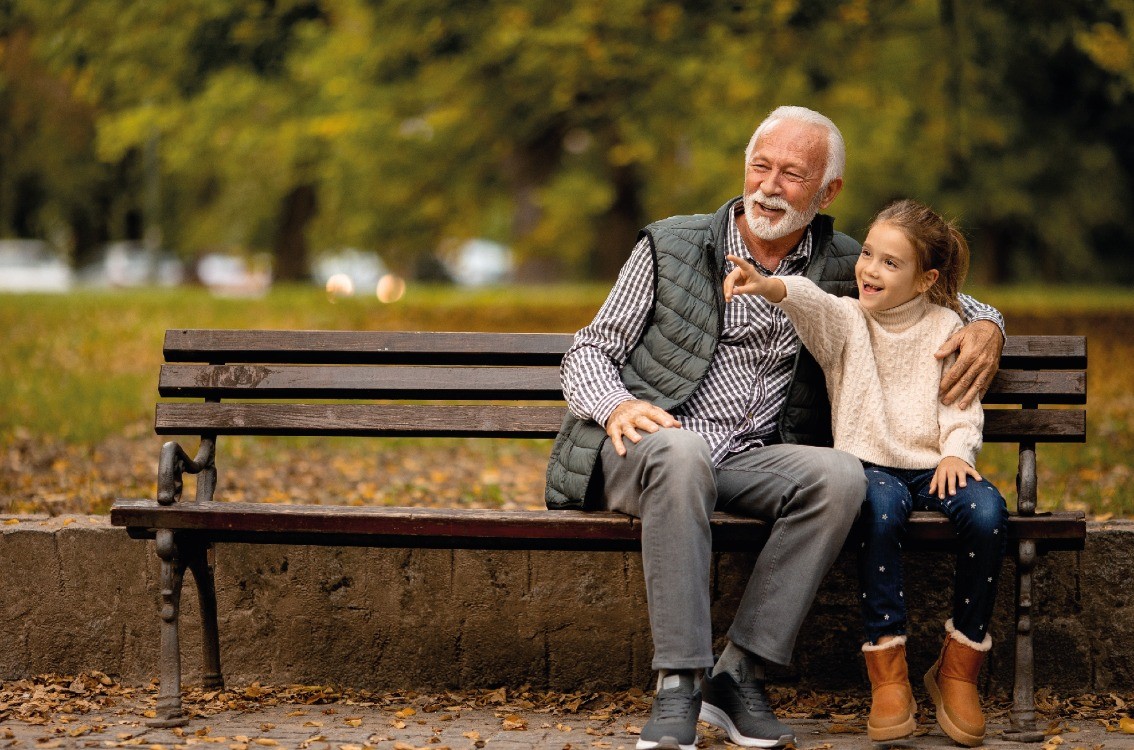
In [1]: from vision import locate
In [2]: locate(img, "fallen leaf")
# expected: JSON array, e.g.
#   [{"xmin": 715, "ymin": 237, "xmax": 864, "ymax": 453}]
[
  {"xmin": 395, "ymin": 707, "xmax": 416, "ymax": 718},
  {"xmin": 1120, "ymin": 716, "xmax": 1134, "ymax": 734},
  {"xmin": 344, "ymin": 717, "xmax": 362, "ymax": 727},
  {"xmin": 502, "ymin": 714, "xmax": 527, "ymax": 730}
]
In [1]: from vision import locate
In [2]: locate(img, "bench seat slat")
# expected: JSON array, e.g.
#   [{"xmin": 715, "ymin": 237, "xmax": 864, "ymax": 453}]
[
  {"xmin": 159, "ymin": 364, "xmax": 564, "ymax": 400},
  {"xmin": 155, "ymin": 403, "xmax": 1086, "ymax": 442},
  {"xmin": 110, "ymin": 500, "xmax": 1087, "ymax": 553}
]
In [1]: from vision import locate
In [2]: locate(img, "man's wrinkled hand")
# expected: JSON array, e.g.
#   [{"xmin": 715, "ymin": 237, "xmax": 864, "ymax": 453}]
[
  {"xmin": 936, "ymin": 320, "xmax": 1004, "ymax": 409},
  {"xmin": 605, "ymin": 399, "xmax": 681, "ymax": 457}
]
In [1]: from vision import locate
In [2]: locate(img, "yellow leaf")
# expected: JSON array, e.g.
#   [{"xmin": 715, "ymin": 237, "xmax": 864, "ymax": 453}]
[
  {"xmin": 1119, "ymin": 716, "xmax": 1134, "ymax": 734},
  {"xmin": 344, "ymin": 718, "xmax": 362, "ymax": 727},
  {"xmin": 395, "ymin": 707, "xmax": 416, "ymax": 718},
  {"xmin": 462, "ymin": 731, "xmax": 480, "ymax": 740},
  {"xmin": 252, "ymin": 740, "xmax": 278, "ymax": 746},
  {"xmin": 303, "ymin": 721, "xmax": 323, "ymax": 727}
]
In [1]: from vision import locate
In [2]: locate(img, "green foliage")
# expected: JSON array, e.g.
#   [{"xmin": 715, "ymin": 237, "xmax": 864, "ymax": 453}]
[{"xmin": 2, "ymin": 0, "xmax": 1133, "ymax": 281}]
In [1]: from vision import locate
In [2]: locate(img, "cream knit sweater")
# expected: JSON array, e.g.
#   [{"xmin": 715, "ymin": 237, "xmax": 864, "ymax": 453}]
[{"xmin": 776, "ymin": 276, "xmax": 983, "ymax": 470}]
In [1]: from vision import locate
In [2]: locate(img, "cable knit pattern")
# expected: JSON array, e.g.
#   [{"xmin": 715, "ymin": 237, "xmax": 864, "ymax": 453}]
[{"xmin": 775, "ymin": 276, "xmax": 983, "ymax": 469}]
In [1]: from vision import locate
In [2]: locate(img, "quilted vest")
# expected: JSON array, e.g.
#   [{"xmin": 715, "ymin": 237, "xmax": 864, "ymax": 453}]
[{"xmin": 544, "ymin": 197, "xmax": 859, "ymax": 510}]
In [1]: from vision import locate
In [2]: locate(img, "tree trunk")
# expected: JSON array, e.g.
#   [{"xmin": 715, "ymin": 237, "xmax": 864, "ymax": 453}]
[
  {"xmin": 273, "ymin": 184, "xmax": 318, "ymax": 282},
  {"xmin": 587, "ymin": 164, "xmax": 644, "ymax": 280}
]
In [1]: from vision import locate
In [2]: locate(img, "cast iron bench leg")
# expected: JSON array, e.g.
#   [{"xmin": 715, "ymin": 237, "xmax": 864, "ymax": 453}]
[
  {"xmin": 1004, "ymin": 539, "xmax": 1045, "ymax": 742},
  {"xmin": 187, "ymin": 543, "xmax": 224, "ymax": 690},
  {"xmin": 150, "ymin": 529, "xmax": 189, "ymax": 727}
]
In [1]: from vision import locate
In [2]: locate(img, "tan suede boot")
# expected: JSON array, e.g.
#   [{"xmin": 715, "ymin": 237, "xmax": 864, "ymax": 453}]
[
  {"xmin": 863, "ymin": 637, "xmax": 917, "ymax": 742},
  {"xmin": 923, "ymin": 620, "xmax": 991, "ymax": 747}
]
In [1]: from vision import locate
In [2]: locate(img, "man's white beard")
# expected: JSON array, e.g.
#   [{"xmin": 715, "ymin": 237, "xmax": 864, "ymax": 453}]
[{"xmin": 745, "ymin": 190, "xmax": 821, "ymax": 241}]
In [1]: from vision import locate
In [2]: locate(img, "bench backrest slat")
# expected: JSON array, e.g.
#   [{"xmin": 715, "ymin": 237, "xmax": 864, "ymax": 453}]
[
  {"xmin": 164, "ymin": 329, "xmax": 574, "ymax": 365},
  {"xmin": 155, "ymin": 403, "xmax": 567, "ymax": 437},
  {"xmin": 157, "ymin": 364, "xmax": 1084, "ymax": 405},
  {"xmin": 159, "ymin": 364, "xmax": 565, "ymax": 400},
  {"xmin": 155, "ymin": 402, "xmax": 1086, "ymax": 443},
  {"xmin": 165, "ymin": 330, "xmax": 1085, "ymax": 369},
  {"xmin": 154, "ymin": 331, "xmax": 1086, "ymax": 444}
]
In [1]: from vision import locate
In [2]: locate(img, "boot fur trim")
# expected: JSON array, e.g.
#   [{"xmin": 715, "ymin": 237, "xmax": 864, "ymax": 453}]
[
  {"xmin": 944, "ymin": 619, "xmax": 992, "ymax": 652},
  {"xmin": 862, "ymin": 636, "xmax": 908, "ymax": 652}
]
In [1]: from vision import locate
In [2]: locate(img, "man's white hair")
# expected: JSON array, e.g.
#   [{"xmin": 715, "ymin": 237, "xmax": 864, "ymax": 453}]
[{"xmin": 745, "ymin": 106, "xmax": 846, "ymax": 190}]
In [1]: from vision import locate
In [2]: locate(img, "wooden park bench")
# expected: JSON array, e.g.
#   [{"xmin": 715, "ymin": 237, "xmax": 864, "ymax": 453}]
[{"xmin": 111, "ymin": 329, "xmax": 1087, "ymax": 739}]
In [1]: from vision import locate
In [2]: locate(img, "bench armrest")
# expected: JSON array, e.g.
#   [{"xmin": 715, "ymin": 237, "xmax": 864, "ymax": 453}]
[{"xmin": 157, "ymin": 439, "xmax": 217, "ymax": 505}]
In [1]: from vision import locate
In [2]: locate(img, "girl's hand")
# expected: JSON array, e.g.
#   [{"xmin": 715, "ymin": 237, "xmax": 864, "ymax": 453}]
[
  {"xmin": 724, "ymin": 254, "xmax": 784, "ymax": 302},
  {"xmin": 930, "ymin": 457, "xmax": 982, "ymax": 499}
]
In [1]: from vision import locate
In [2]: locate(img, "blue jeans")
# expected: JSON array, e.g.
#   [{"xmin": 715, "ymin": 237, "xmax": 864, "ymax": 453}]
[{"xmin": 857, "ymin": 465, "xmax": 1008, "ymax": 645}]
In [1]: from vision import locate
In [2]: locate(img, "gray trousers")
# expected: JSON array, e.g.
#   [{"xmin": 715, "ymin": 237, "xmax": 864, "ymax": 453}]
[{"xmin": 598, "ymin": 428, "xmax": 866, "ymax": 670}]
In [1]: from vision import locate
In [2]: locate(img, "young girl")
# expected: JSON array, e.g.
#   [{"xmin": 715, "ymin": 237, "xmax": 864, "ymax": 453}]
[{"xmin": 724, "ymin": 199, "xmax": 1008, "ymax": 747}]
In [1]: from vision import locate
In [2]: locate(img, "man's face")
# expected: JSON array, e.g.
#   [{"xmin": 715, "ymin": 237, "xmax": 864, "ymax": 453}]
[{"xmin": 743, "ymin": 121, "xmax": 833, "ymax": 241}]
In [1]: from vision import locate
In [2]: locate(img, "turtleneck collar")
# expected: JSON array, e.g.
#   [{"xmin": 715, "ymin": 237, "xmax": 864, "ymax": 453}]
[{"xmin": 863, "ymin": 292, "xmax": 929, "ymax": 331}]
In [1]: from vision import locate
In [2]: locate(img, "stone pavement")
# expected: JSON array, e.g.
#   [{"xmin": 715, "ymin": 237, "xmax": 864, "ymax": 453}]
[{"xmin": 1, "ymin": 687, "xmax": 1129, "ymax": 750}]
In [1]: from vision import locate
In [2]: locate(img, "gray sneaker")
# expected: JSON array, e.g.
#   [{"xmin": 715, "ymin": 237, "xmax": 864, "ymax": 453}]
[
  {"xmin": 637, "ymin": 672, "xmax": 701, "ymax": 750},
  {"xmin": 699, "ymin": 666, "xmax": 796, "ymax": 748}
]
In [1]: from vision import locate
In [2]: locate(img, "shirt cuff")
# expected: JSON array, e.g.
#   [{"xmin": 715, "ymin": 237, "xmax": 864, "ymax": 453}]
[
  {"xmin": 967, "ymin": 312, "xmax": 1006, "ymax": 340},
  {"xmin": 593, "ymin": 391, "xmax": 636, "ymax": 427}
]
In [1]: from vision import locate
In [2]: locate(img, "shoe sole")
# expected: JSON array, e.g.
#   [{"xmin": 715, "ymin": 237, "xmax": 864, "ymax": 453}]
[
  {"xmin": 698, "ymin": 703, "xmax": 795, "ymax": 748},
  {"xmin": 636, "ymin": 737, "xmax": 696, "ymax": 750},
  {"xmin": 923, "ymin": 667, "xmax": 983, "ymax": 747},
  {"xmin": 867, "ymin": 698, "xmax": 917, "ymax": 742}
]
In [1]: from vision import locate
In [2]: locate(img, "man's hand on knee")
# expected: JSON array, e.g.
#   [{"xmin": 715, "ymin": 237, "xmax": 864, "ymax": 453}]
[{"xmin": 605, "ymin": 399, "xmax": 681, "ymax": 456}]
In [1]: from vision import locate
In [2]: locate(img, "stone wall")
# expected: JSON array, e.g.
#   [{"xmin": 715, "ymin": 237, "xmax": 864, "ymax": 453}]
[{"xmin": 2, "ymin": 516, "xmax": 1131, "ymax": 694}]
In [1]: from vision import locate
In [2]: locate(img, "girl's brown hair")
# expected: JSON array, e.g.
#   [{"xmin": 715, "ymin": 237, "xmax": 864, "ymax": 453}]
[{"xmin": 869, "ymin": 199, "xmax": 969, "ymax": 314}]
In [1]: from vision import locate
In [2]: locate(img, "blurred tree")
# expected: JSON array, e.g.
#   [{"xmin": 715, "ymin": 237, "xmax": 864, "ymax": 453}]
[
  {"xmin": 0, "ymin": 22, "xmax": 104, "ymax": 256},
  {"xmin": 4, "ymin": 0, "xmax": 1133, "ymax": 282}
]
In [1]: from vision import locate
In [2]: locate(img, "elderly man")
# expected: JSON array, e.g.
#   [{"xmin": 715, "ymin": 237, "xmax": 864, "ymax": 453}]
[{"xmin": 545, "ymin": 106, "xmax": 1003, "ymax": 750}]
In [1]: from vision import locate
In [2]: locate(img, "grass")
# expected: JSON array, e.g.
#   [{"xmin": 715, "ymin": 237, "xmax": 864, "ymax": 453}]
[{"xmin": 0, "ymin": 283, "xmax": 1130, "ymax": 517}]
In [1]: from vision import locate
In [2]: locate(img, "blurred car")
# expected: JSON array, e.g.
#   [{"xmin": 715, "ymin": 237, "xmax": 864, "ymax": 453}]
[
  {"xmin": 311, "ymin": 248, "xmax": 388, "ymax": 295},
  {"xmin": 78, "ymin": 241, "xmax": 185, "ymax": 288},
  {"xmin": 447, "ymin": 238, "xmax": 514, "ymax": 287},
  {"xmin": 196, "ymin": 252, "xmax": 272, "ymax": 297},
  {"xmin": 0, "ymin": 239, "xmax": 73, "ymax": 293}
]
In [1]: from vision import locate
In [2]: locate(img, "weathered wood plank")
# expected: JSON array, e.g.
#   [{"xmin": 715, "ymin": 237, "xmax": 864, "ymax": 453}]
[
  {"xmin": 155, "ymin": 403, "xmax": 1086, "ymax": 442},
  {"xmin": 1000, "ymin": 335, "xmax": 1086, "ymax": 369},
  {"xmin": 982, "ymin": 370, "xmax": 1086, "ymax": 405},
  {"xmin": 159, "ymin": 364, "xmax": 565, "ymax": 400},
  {"xmin": 982, "ymin": 409, "xmax": 1086, "ymax": 442},
  {"xmin": 155, "ymin": 403, "xmax": 566, "ymax": 437},
  {"xmin": 164, "ymin": 330, "xmax": 1085, "ymax": 369},
  {"xmin": 164, "ymin": 329, "xmax": 575, "ymax": 366},
  {"xmin": 110, "ymin": 500, "xmax": 1087, "ymax": 553},
  {"xmin": 159, "ymin": 365, "xmax": 1083, "ymax": 405}
]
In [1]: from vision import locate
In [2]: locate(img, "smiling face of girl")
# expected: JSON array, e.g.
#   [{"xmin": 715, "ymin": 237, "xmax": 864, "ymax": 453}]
[{"xmin": 855, "ymin": 221, "xmax": 940, "ymax": 312}]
